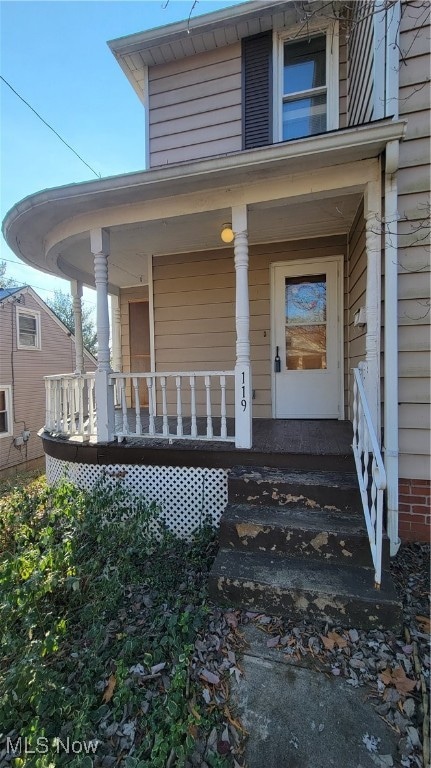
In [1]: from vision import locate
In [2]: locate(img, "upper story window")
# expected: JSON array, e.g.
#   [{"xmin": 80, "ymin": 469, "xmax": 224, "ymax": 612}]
[
  {"xmin": 282, "ymin": 35, "xmax": 327, "ymax": 140},
  {"xmin": 16, "ymin": 307, "xmax": 41, "ymax": 350},
  {"xmin": 0, "ymin": 386, "xmax": 13, "ymax": 437},
  {"xmin": 274, "ymin": 23, "xmax": 339, "ymax": 143}
]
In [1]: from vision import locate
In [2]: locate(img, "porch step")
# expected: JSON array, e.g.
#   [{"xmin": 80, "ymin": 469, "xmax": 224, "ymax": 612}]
[
  {"xmin": 209, "ymin": 549, "xmax": 401, "ymax": 631},
  {"xmin": 220, "ymin": 503, "xmax": 390, "ymax": 569},
  {"xmin": 209, "ymin": 463, "xmax": 400, "ymax": 631},
  {"xmin": 228, "ymin": 466, "xmax": 361, "ymax": 512}
]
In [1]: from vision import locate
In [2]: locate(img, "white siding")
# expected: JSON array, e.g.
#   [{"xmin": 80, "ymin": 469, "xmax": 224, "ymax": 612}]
[{"xmin": 347, "ymin": 1, "xmax": 375, "ymax": 126}]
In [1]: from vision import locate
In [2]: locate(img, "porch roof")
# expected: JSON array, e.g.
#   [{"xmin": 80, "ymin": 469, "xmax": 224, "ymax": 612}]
[{"xmin": 3, "ymin": 119, "xmax": 405, "ymax": 291}]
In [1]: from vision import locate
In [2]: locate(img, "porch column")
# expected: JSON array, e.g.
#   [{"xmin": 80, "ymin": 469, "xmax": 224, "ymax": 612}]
[
  {"xmin": 364, "ymin": 180, "xmax": 382, "ymax": 437},
  {"xmin": 71, "ymin": 280, "xmax": 84, "ymax": 374},
  {"xmin": 91, "ymin": 228, "xmax": 115, "ymax": 442},
  {"xmin": 232, "ymin": 205, "xmax": 252, "ymax": 449},
  {"xmin": 111, "ymin": 294, "xmax": 122, "ymax": 372}
]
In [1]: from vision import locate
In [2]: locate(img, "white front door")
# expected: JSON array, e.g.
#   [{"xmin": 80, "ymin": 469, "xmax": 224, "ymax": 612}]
[{"xmin": 272, "ymin": 258, "xmax": 343, "ymax": 419}]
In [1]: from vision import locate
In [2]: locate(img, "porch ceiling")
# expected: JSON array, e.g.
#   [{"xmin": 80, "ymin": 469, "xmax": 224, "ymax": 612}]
[{"xmin": 54, "ymin": 192, "xmax": 362, "ymax": 289}]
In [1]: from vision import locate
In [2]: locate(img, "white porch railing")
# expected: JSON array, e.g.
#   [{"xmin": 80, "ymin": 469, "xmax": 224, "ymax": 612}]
[
  {"xmin": 44, "ymin": 373, "xmax": 96, "ymax": 438},
  {"xmin": 352, "ymin": 366, "xmax": 387, "ymax": 588},
  {"xmin": 110, "ymin": 371, "xmax": 235, "ymax": 442}
]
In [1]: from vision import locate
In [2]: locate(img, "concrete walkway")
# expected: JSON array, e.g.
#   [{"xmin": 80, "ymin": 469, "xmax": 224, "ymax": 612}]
[{"xmin": 232, "ymin": 626, "xmax": 398, "ymax": 768}]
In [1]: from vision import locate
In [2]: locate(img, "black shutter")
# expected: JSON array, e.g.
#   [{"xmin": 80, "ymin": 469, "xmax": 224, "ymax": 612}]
[{"xmin": 242, "ymin": 31, "xmax": 273, "ymax": 150}]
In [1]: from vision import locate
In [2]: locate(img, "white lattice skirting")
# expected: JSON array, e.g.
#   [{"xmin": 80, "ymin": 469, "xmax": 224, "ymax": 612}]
[{"xmin": 46, "ymin": 456, "xmax": 228, "ymax": 539}]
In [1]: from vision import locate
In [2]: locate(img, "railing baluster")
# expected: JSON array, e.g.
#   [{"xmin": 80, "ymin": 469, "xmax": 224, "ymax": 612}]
[
  {"xmin": 190, "ymin": 375, "xmax": 197, "ymax": 438},
  {"xmin": 77, "ymin": 377, "xmax": 84, "ymax": 435},
  {"xmin": 161, "ymin": 376, "xmax": 169, "ymax": 436},
  {"xmin": 88, "ymin": 377, "xmax": 95, "ymax": 435},
  {"xmin": 61, "ymin": 380, "xmax": 69, "ymax": 435},
  {"xmin": 54, "ymin": 380, "xmax": 61, "ymax": 431},
  {"xmin": 133, "ymin": 377, "xmax": 142, "ymax": 435},
  {"xmin": 45, "ymin": 380, "xmax": 52, "ymax": 431},
  {"xmin": 70, "ymin": 381, "xmax": 77, "ymax": 435},
  {"xmin": 205, "ymin": 375, "xmax": 213, "ymax": 439},
  {"xmin": 175, "ymin": 376, "xmax": 183, "ymax": 436},
  {"xmin": 147, "ymin": 377, "xmax": 155, "ymax": 435},
  {"xmin": 220, "ymin": 375, "xmax": 227, "ymax": 439},
  {"xmin": 119, "ymin": 378, "xmax": 129, "ymax": 434}
]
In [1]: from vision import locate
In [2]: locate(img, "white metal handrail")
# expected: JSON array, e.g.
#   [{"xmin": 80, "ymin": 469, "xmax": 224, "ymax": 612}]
[
  {"xmin": 44, "ymin": 373, "xmax": 96, "ymax": 439},
  {"xmin": 110, "ymin": 371, "xmax": 235, "ymax": 443},
  {"xmin": 352, "ymin": 366, "xmax": 387, "ymax": 588}
]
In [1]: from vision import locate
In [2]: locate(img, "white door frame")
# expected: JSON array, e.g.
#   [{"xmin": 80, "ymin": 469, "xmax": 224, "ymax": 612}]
[{"xmin": 270, "ymin": 255, "xmax": 344, "ymax": 419}]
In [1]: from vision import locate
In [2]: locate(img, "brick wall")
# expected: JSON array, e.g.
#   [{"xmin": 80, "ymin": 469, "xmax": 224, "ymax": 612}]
[{"xmin": 398, "ymin": 479, "xmax": 431, "ymax": 542}]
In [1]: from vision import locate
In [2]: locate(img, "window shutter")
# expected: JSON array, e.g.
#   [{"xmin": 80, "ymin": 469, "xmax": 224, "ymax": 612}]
[{"xmin": 242, "ymin": 31, "xmax": 273, "ymax": 150}]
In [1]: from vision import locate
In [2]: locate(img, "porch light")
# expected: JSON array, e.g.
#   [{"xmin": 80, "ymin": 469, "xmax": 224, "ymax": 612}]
[{"xmin": 220, "ymin": 223, "xmax": 234, "ymax": 243}]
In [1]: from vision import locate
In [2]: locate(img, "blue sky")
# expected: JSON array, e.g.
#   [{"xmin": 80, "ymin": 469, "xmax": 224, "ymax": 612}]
[{"xmin": 0, "ymin": 0, "xmax": 241, "ymax": 311}]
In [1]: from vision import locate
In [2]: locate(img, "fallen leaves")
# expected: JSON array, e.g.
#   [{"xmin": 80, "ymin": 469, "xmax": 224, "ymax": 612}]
[
  {"xmin": 379, "ymin": 666, "xmax": 417, "ymax": 696},
  {"xmin": 320, "ymin": 631, "xmax": 348, "ymax": 650},
  {"xmin": 415, "ymin": 614, "xmax": 430, "ymax": 633},
  {"xmin": 102, "ymin": 673, "xmax": 116, "ymax": 703}
]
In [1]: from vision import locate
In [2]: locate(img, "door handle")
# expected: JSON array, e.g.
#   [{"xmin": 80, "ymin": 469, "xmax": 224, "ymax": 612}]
[{"xmin": 274, "ymin": 346, "xmax": 281, "ymax": 373}]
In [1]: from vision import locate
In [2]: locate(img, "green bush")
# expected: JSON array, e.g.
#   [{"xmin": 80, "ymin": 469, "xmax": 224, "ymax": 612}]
[{"xmin": 0, "ymin": 475, "xmax": 220, "ymax": 767}]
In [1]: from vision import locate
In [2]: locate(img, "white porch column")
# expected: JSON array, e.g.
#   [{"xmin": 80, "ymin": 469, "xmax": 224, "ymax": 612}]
[
  {"xmin": 232, "ymin": 205, "xmax": 252, "ymax": 449},
  {"xmin": 71, "ymin": 280, "xmax": 85, "ymax": 374},
  {"xmin": 110, "ymin": 294, "xmax": 122, "ymax": 372},
  {"xmin": 364, "ymin": 180, "xmax": 382, "ymax": 437},
  {"xmin": 91, "ymin": 228, "xmax": 115, "ymax": 442}
]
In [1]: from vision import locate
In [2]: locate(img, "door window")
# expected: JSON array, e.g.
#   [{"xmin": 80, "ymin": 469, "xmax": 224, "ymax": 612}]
[{"xmin": 285, "ymin": 274, "xmax": 327, "ymax": 370}]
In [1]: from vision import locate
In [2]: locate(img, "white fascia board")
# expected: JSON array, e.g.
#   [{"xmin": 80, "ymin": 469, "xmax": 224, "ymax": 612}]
[{"xmin": 107, "ymin": 1, "xmax": 286, "ymax": 57}]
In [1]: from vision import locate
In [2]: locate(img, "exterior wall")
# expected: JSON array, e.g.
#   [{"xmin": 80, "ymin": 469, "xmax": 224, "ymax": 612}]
[
  {"xmin": 152, "ymin": 235, "xmax": 347, "ymax": 418},
  {"xmin": 398, "ymin": 478, "xmax": 431, "ymax": 543},
  {"xmin": 346, "ymin": 201, "xmax": 367, "ymax": 417},
  {"xmin": 0, "ymin": 291, "xmax": 96, "ymax": 475},
  {"xmin": 149, "ymin": 44, "xmax": 242, "ymax": 167},
  {"xmin": 148, "ymin": 29, "xmax": 348, "ymax": 166},
  {"xmin": 396, "ymin": 2, "xmax": 430, "ymax": 485}
]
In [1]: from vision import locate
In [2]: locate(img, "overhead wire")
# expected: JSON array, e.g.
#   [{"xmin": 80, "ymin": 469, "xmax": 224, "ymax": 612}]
[{"xmin": 0, "ymin": 75, "xmax": 101, "ymax": 178}]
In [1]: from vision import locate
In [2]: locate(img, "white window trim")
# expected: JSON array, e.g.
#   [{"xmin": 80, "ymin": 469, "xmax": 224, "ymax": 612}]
[
  {"xmin": 272, "ymin": 20, "xmax": 339, "ymax": 143},
  {"xmin": 16, "ymin": 306, "xmax": 42, "ymax": 350},
  {"xmin": 0, "ymin": 385, "xmax": 13, "ymax": 438}
]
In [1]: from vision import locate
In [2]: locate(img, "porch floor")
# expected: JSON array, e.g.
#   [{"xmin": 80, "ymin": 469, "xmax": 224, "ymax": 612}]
[{"xmin": 43, "ymin": 417, "xmax": 354, "ymax": 472}]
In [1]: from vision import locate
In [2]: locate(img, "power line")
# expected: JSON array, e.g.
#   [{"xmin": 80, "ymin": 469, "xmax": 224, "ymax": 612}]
[{"xmin": 0, "ymin": 75, "xmax": 101, "ymax": 179}]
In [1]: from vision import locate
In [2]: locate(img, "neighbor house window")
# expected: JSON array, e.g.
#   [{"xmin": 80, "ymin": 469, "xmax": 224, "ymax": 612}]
[
  {"xmin": 0, "ymin": 386, "xmax": 13, "ymax": 437},
  {"xmin": 275, "ymin": 24, "xmax": 339, "ymax": 142},
  {"xmin": 16, "ymin": 307, "xmax": 41, "ymax": 349}
]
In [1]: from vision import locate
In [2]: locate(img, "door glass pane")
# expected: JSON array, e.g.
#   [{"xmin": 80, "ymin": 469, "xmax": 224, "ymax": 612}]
[
  {"xmin": 285, "ymin": 275, "xmax": 327, "ymax": 370},
  {"xmin": 282, "ymin": 93, "xmax": 326, "ymax": 140}
]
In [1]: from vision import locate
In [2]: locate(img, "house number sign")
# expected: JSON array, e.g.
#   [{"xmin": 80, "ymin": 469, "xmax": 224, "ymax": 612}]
[{"xmin": 241, "ymin": 371, "xmax": 247, "ymax": 412}]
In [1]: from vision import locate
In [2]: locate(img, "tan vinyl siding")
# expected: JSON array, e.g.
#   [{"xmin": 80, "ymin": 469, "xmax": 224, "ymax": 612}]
[
  {"xmin": 396, "ymin": 1, "xmax": 431, "ymax": 480},
  {"xmin": 346, "ymin": 201, "xmax": 366, "ymax": 417},
  {"xmin": 0, "ymin": 291, "xmax": 96, "ymax": 474},
  {"xmin": 347, "ymin": 1, "xmax": 375, "ymax": 126},
  {"xmin": 153, "ymin": 236, "xmax": 347, "ymax": 419},
  {"xmin": 149, "ymin": 44, "xmax": 241, "ymax": 167}
]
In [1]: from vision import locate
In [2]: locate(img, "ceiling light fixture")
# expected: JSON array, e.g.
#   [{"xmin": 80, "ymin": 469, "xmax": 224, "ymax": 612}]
[{"xmin": 220, "ymin": 223, "xmax": 234, "ymax": 244}]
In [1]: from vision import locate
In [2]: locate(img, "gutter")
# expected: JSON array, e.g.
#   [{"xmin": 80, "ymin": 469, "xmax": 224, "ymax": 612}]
[{"xmin": 2, "ymin": 119, "xmax": 406, "ymax": 241}]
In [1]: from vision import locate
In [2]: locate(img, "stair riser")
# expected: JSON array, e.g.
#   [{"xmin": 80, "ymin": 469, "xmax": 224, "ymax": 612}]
[
  {"xmin": 210, "ymin": 575, "xmax": 401, "ymax": 631},
  {"xmin": 220, "ymin": 519, "xmax": 390, "ymax": 568},
  {"xmin": 229, "ymin": 478, "xmax": 361, "ymax": 512}
]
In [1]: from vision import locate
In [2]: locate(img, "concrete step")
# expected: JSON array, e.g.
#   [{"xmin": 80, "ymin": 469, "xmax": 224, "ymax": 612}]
[
  {"xmin": 209, "ymin": 549, "xmax": 401, "ymax": 630},
  {"xmin": 228, "ymin": 466, "xmax": 361, "ymax": 512},
  {"xmin": 220, "ymin": 503, "xmax": 390, "ymax": 569}
]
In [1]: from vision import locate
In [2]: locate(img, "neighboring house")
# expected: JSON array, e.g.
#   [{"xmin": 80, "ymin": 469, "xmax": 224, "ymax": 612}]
[
  {"xmin": 2, "ymin": 1, "xmax": 430, "ymax": 625},
  {"xmin": 0, "ymin": 286, "xmax": 96, "ymax": 477}
]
